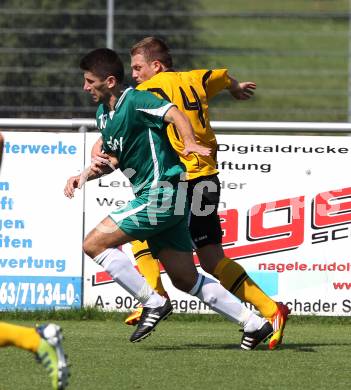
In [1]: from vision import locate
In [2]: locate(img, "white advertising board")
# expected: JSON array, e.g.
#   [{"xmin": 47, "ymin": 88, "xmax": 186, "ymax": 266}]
[
  {"xmin": 82, "ymin": 133, "xmax": 351, "ymax": 315},
  {"xmin": 0, "ymin": 132, "xmax": 84, "ymax": 310},
  {"xmin": 216, "ymin": 134, "xmax": 351, "ymax": 315},
  {"xmin": 2, "ymin": 131, "xmax": 350, "ymax": 315}
]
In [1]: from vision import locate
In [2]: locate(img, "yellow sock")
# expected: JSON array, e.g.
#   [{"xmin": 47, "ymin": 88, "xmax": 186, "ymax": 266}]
[
  {"xmin": 214, "ymin": 257, "xmax": 278, "ymax": 320},
  {"xmin": 132, "ymin": 240, "xmax": 167, "ymax": 297},
  {"xmin": 0, "ymin": 322, "xmax": 41, "ymax": 353}
]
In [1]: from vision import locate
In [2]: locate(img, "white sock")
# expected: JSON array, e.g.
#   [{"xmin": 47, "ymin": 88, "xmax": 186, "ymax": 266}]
[
  {"xmin": 189, "ymin": 274, "xmax": 263, "ymax": 329},
  {"xmin": 94, "ymin": 248, "xmax": 165, "ymax": 308},
  {"xmin": 243, "ymin": 313, "xmax": 267, "ymax": 333}
]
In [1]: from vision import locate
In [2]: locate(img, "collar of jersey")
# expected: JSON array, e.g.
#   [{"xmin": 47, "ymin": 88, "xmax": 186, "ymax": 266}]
[{"xmin": 115, "ymin": 87, "xmax": 133, "ymax": 110}]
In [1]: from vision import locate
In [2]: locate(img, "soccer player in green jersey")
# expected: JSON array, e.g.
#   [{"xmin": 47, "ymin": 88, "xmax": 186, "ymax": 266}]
[{"xmin": 64, "ymin": 48, "xmax": 272, "ymax": 344}]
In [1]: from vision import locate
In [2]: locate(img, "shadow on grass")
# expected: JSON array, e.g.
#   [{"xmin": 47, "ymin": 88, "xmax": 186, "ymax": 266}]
[
  {"xmin": 145, "ymin": 341, "xmax": 351, "ymax": 352},
  {"xmin": 146, "ymin": 344, "xmax": 240, "ymax": 351},
  {"xmin": 276, "ymin": 342, "xmax": 351, "ymax": 352},
  {"xmin": 145, "ymin": 343, "xmax": 267, "ymax": 351}
]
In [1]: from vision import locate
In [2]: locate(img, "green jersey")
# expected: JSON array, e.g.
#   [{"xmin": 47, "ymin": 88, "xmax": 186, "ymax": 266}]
[{"xmin": 96, "ymin": 88, "xmax": 185, "ymax": 196}]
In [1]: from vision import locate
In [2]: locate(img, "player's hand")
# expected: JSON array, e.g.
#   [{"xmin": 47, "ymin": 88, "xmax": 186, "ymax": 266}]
[
  {"xmin": 64, "ymin": 175, "xmax": 80, "ymax": 198},
  {"xmin": 231, "ymin": 81, "xmax": 256, "ymax": 100},
  {"xmin": 91, "ymin": 156, "xmax": 116, "ymax": 176},
  {"xmin": 182, "ymin": 143, "xmax": 211, "ymax": 157},
  {"xmin": 90, "ymin": 151, "xmax": 115, "ymax": 175}
]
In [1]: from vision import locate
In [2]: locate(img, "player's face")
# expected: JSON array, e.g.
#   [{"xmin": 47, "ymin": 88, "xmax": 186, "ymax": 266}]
[
  {"xmin": 131, "ymin": 54, "xmax": 158, "ymax": 84},
  {"xmin": 82, "ymin": 71, "xmax": 110, "ymax": 103}
]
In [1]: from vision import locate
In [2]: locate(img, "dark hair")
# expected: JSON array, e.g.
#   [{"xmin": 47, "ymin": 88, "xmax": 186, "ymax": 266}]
[
  {"xmin": 130, "ymin": 37, "xmax": 173, "ymax": 69},
  {"xmin": 80, "ymin": 48, "xmax": 124, "ymax": 82}
]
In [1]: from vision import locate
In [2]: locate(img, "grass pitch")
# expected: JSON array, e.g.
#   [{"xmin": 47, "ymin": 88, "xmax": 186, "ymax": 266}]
[{"xmin": 0, "ymin": 314, "xmax": 350, "ymax": 390}]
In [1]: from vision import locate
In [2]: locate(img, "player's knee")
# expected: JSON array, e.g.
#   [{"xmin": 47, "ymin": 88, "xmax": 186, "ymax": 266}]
[
  {"xmin": 83, "ymin": 236, "xmax": 96, "ymax": 259},
  {"xmin": 199, "ymin": 260, "xmax": 215, "ymax": 274},
  {"xmin": 82, "ymin": 239, "xmax": 91, "ymax": 257},
  {"xmin": 171, "ymin": 275, "xmax": 194, "ymax": 292},
  {"xmin": 196, "ymin": 245, "xmax": 224, "ymax": 275}
]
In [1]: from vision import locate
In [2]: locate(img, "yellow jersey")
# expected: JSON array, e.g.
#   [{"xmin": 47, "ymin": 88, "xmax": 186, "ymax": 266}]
[{"xmin": 136, "ymin": 69, "xmax": 231, "ymax": 180}]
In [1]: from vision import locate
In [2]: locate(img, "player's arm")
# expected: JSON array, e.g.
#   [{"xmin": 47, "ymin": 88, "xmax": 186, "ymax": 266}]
[
  {"xmin": 202, "ymin": 69, "xmax": 256, "ymax": 100},
  {"xmin": 84, "ymin": 152, "xmax": 118, "ymax": 182},
  {"xmin": 227, "ymin": 75, "xmax": 256, "ymax": 100},
  {"xmin": 64, "ymin": 153, "xmax": 118, "ymax": 199},
  {"xmin": 164, "ymin": 106, "xmax": 211, "ymax": 157},
  {"xmin": 0, "ymin": 132, "xmax": 4, "ymax": 170},
  {"xmin": 90, "ymin": 136, "xmax": 114, "ymax": 175},
  {"xmin": 91, "ymin": 136, "xmax": 103, "ymax": 159}
]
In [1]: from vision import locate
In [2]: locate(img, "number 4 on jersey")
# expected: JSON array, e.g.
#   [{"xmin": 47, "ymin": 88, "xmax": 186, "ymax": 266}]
[{"xmin": 179, "ymin": 86, "xmax": 206, "ymax": 128}]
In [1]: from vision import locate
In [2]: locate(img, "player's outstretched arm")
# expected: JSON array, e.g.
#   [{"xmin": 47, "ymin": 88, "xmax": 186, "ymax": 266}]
[
  {"xmin": 164, "ymin": 106, "xmax": 211, "ymax": 157},
  {"xmin": 228, "ymin": 76, "xmax": 256, "ymax": 100},
  {"xmin": 64, "ymin": 175, "xmax": 80, "ymax": 198},
  {"xmin": 64, "ymin": 153, "xmax": 118, "ymax": 198}
]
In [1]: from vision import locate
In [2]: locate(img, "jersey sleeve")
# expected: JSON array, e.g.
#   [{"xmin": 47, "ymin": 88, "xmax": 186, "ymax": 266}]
[
  {"xmin": 133, "ymin": 90, "xmax": 175, "ymax": 130},
  {"xmin": 196, "ymin": 69, "xmax": 232, "ymax": 100}
]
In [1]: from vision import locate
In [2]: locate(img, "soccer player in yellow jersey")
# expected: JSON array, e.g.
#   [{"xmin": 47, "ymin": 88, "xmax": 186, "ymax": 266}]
[
  {"xmin": 92, "ymin": 38, "xmax": 290, "ymax": 350},
  {"xmin": 129, "ymin": 37, "xmax": 290, "ymax": 350},
  {"xmin": 0, "ymin": 133, "xmax": 69, "ymax": 389}
]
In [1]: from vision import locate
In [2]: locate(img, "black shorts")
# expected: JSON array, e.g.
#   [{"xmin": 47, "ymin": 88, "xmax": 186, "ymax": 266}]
[{"xmin": 186, "ymin": 174, "xmax": 222, "ymax": 248}]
